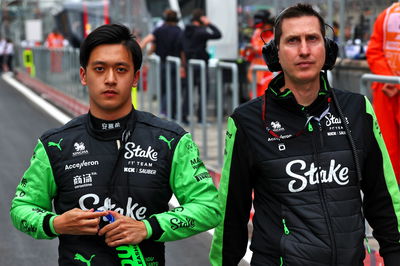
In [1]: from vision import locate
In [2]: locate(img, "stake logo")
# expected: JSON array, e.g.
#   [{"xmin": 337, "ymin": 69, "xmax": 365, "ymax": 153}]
[
  {"xmin": 124, "ymin": 142, "xmax": 158, "ymax": 161},
  {"xmin": 286, "ymin": 159, "xmax": 350, "ymax": 193}
]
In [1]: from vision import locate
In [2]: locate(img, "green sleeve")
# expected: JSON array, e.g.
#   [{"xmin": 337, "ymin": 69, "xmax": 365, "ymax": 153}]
[
  {"xmin": 150, "ymin": 133, "xmax": 221, "ymax": 242},
  {"xmin": 10, "ymin": 139, "xmax": 59, "ymax": 239},
  {"xmin": 210, "ymin": 117, "xmax": 253, "ymax": 265}
]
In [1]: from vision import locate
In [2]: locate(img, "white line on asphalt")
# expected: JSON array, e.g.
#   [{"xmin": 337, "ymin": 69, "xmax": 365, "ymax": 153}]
[
  {"xmin": 2, "ymin": 72, "xmax": 252, "ymax": 265},
  {"xmin": 2, "ymin": 73, "xmax": 71, "ymax": 125}
]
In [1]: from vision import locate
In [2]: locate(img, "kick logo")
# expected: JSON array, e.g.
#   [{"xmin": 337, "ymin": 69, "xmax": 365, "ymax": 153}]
[{"xmin": 286, "ymin": 159, "xmax": 349, "ymax": 193}]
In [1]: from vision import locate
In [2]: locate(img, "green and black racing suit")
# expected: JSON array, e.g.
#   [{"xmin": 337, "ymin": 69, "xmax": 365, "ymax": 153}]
[{"xmin": 10, "ymin": 108, "xmax": 221, "ymax": 265}]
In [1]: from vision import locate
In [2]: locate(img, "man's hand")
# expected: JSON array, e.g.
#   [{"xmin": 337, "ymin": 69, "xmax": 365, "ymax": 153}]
[
  {"xmin": 53, "ymin": 208, "xmax": 107, "ymax": 235},
  {"xmin": 200, "ymin": 16, "xmax": 210, "ymax": 26},
  {"xmin": 98, "ymin": 211, "xmax": 148, "ymax": 247},
  {"xmin": 382, "ymin": 84, "xmax": 400, "ymax": 98}
]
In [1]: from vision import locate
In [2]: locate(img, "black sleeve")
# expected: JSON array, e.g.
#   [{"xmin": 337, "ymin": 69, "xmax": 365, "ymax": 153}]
[{"xmin": 205, "ymin": 24, "xmax": 222, "ymax": 40}]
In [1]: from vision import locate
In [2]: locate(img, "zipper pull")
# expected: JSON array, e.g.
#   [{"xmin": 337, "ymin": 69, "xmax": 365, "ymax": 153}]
[
  {"xmin": 317, "ymin": 122, "xmax": 324, "ymax": 147},
  {"xmin": 282, "ymin": 219, "xmax": 290, "ymax": 235},
  {"xmin": 308, "ymin": 122, "xmax": 313, "ymax": 132}
]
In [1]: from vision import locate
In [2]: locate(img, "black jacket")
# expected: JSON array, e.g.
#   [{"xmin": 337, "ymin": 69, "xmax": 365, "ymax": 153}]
[
  {"xmin": 210, "ymin": 73, "xmax": 400, "ymax": 265},
  {"xmin": 182, "ymin": 23, "xmax": 221, "ymax": 61}
]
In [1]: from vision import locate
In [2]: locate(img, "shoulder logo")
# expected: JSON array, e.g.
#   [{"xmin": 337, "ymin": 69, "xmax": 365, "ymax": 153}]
[
  {"xmin": 48, "ymin": 138, "xmax": 63, "ymax": 151},
  {"xmin": 74, "ymin": 253, "xmax": 95, "ymax": 266},
  {"xmin": 159, "ymin": 135, "xmax": 175, "ymax": 149}
]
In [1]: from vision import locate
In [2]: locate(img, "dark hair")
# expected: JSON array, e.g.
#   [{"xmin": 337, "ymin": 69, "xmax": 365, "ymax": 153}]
[
  {"xmin": 164, "ymin": 9, "xmax": 179, "ymax": 23},
  {"xmin": 253, "ymin": 9, "xmax": 274, "ymax": 26},
  {"xmin": 274, "ymin": 3, "xmax": 325, "ymax": 46},
  {"xmin": 191, "ymin": 8, "xmax": 204, "ymax": 23},
  {"xmin": 79, "ymin": 24, "xmax": 142, "ymax": 72}
]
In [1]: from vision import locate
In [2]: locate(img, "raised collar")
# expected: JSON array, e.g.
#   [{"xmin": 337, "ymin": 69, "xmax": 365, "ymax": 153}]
[
  {"xmin": 86, "ymin": 108, "xmax": 137, "ymax": 141},
  {"xmin": 266, "ymin": 72, "xmax": 331, "ymax": 117}
]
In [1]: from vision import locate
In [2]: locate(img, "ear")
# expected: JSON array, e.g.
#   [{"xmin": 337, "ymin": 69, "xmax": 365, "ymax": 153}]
[
  {"xmin": 132, "ymin": 70, "xmax": 140, "ymax": 88},
  {"xmin": 79, "ymin": 67, "xmax": 87, "ymax": 86}
]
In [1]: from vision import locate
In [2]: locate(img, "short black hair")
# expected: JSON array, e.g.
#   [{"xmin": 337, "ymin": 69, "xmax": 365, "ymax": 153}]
[
  {"xmin": 274, "ymin": 3, "xmax": 326, "ymax": 46},
  {"xmin": 80, "ymin": 24, "xmax": 142, "ymax": 73}
]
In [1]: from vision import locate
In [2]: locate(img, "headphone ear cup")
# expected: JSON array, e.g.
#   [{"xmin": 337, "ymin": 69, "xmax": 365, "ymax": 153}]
[
  {"xmin": 262, "ymin": 40, "xmax": 282, "ymax": 72},
  {"xmin": 323, "ymin": 38, "xmax": 338, "ymax": 70}
]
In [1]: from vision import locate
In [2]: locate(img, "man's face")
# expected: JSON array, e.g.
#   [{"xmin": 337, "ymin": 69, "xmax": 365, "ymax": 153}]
[
  {"xmin": 278, "ymin": 16, "xmax": 325, "ymax": 86},
  {"xmin": 80, "ymin": 43, "xmax": 139, "ymax": 119}
]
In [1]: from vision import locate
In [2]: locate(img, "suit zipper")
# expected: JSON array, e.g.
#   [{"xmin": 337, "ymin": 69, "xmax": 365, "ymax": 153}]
[{"xmin": 312, "ymin": 121, "xmax": 337, "ymax": 265}]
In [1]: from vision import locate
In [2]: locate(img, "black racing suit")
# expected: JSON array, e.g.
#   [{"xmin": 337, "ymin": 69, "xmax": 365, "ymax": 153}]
[
  {"xmin": 11, "ymin": 109, "xmax": 221, "ymax": 265},
  {"xmin": 210, "ymin": 72, "xmax": 400, "ymax": 265}
]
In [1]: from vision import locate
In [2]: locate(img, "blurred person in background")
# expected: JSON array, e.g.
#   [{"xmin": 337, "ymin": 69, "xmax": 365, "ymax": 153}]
[
  {"xmin": 140, "ymin": 9, "xmax": 187, "ymax": 123},
  {"xmin": 366, "ymin": 2, "xmax": 400, "ymax": 183},
  {"xmin": 210, "ymin": 3, "xmax": 400, "ymax": 265},
  {"xmin": 244, "ymin": 9, "xmax": 274, "ymax": 97},
  {"xmin": 45, "ymin": 28, "xmax": 67, "ymax": 73},
  {"xmin": 0, "ymin": 37, "xmax": 6, "ymax": 73},
  {"xmin": 182, "ymin": 8, "xmax": 221, "ymax": 123},
  {"xmin": 4, "ymin": 38, "xmax": 14, "ymax": 73}
]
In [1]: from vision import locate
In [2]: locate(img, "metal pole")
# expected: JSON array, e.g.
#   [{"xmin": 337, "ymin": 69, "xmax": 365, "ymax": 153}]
[
  {"xmin": 327, "ymin": 0, "xmax": 333, "ymax": 36},
  {"xmin": 166, "ymin": 56, "xmax": 182, "ymax": 123},
  {"xmin": 215, "ymin": 61, "xmax": 240, "ymax": 166},
  {"xmin": 360, "ymin": 74, "xmax": 400, "ymax": 97},
  {"xmin": 216, "ymin": 63, "xmax": 223, "ymax": 166},
  {"xmin": 251, "ymin": 64, "xmax": 270, "ymax": 99},
  {"xmin": 339, "ymin": 0, "xmax": 346, "ymax": 58},
  {"xmin": 148, "ymin": 54, "xmax": 161, "ymax": 114},
  {"xmin": 188, "ymin": 59, "xmax": 207, "ymax": 157}
]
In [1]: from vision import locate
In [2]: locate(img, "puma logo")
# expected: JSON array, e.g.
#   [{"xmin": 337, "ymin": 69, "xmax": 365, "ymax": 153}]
[
  {"xmin": 159, "ymin": 135, "xmax": 174, "ymax": 149},
  {"xmin": 48, "ymin": 138, "xmax": 63, "ymax": 151},
  {"xmin": 74, "ymin": 253, "xmax": 95, "ymax": 266}
]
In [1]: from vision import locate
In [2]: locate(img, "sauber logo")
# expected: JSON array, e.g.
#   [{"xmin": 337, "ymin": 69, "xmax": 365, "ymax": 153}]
[
  {"xmin": 79, "ymin": 194, "xmax": 147, "ymax": 220},
  {"xmin": 286, "ymin": 159, "xmax": 349, "ymax": 193},
  {"xmin": 124, "ymin": 142, "xmax": 158, "ymax": 161}
]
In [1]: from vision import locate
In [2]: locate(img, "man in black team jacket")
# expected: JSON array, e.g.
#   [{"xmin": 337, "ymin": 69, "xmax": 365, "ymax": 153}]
[
  {"xmin": 210, "ymin": 4, "xmax": 400, "ymax": 266},
  {"xmin": 10, "ymin": 24, "xmax": 221, "ymax": 265}
]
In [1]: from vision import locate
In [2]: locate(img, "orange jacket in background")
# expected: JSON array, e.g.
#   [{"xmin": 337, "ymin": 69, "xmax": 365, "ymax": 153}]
[
  {"xmin": 46, "ymin": 33, "xmax": 65, "ymax": 48},
  {"xmin": 366, "ymin": 3, "xmax": 400, "ymax": 182},
  {"xmin": 246, "ymin": 28, "xmax": 274, "ymax": 97}
]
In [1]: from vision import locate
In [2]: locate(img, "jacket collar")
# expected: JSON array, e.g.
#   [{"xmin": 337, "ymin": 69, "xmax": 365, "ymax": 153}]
[
  {"xmin": 86, "ymin": 107, "xmax": 137, "ymax": 141},
  {"xmin": 266, "ymin": 71, "xmax": 331, "ymax": 117}
]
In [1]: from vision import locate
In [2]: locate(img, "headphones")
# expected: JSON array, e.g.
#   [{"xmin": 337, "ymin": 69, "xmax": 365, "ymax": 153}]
[{"xmin": 262, "ymin": 9, "xmax": 338, "ymax": 72}]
